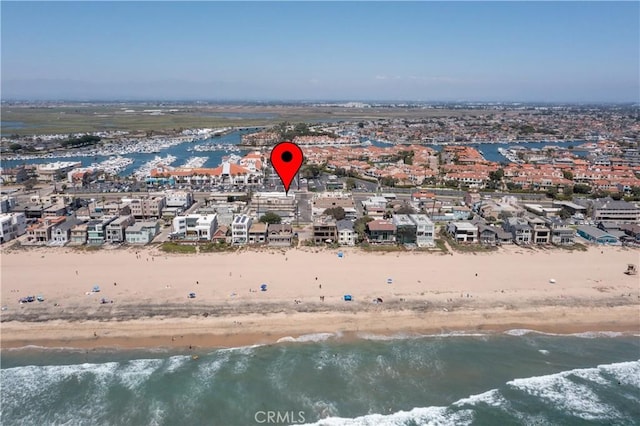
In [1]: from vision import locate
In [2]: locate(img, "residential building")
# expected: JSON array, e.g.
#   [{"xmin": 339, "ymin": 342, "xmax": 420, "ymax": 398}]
[
  {"xmin": 410, "ymin": 214, "xmax": 435, "ymax": 247},
  {"xmin": 620, "ymin": 224, "xmax": 640, "ymax": 244},
  {"xmin": 86, "ymin": 217, "xmax": 117, "ymax": 245},
  {"xmin": 446, "ymin": 222, "xmax": 478, "ymax": 243},
  {"xmin": 0, "ymin": 196, "xmax": 17, "ymax": 214},
  {"xmin": 267, "ymin": 224, "xmax": 293, "ymax": 247},
  {"xmin": 125, "ymin": 221, "xmax": 160, "ymax": 245},
  {"xmin": 231, "ymin": 214, "xmax": 252, "ymax": 244},
  {"xmin": 367, "ymin": 219, "xmax": 396, "ymax": 244},
  {"xmin": 361, "ymin": 196, "xmax": 388, "ymax": 218},
  {"xmin": 544, "ymin": 217, "xmax": 576, "ymax": 246},
  {"xmin": 253, "ymin": 192, "xmax": 296, "ymax": 219},
  {"xmin": 336, "ymin": 219, "xmax": 356, "ymax": 246},
  {"xmin": 50, "ymin": 217, "xmax": 83, "ymax": 245},
  {"xmin": 576, "ymin": 225, "xmax": 620, "ymax": 245},
  {"xmin": 127, "ymin": 196, "xmax": 166, "ymax": 219},
  {"xmin": 312, "ymin": 193, "xmax": 355, "ymax": 218},
  {"xmin": 25, "ymin": 216, "xmax": 66, "ymax": 244},
  {"xmin": 0, "ymin": 213, "xmax": 26, "ymax": 244},
  {"xmin": 70, "ymin": 223, "xmax": 88, "ymax": 245},
  {"xmin": 36, "ymin": 161, "xmax": 81, "ymax": 181},
  {"xmin": 503, "ymin": 217, "xmax": 533, "ymax": 245},
  {"xmin": 393, "ymin": 214, "xmax": 417, "ymax": 245},
  {"xmin": 313, "ymin": 216, "xmax": 338, "ymax": 244},
  {"xmin": 165, "ymin": 190, "xmax": 194, "ymax": 210},
  {"xmin": 248, "ymin": 222, "xmax": 268, "ymax": 244},
  {"xmin": 172, "ymin": 214, "xmax": 218, "ymax": 241},
  {"xmin": 591, "ymin": 198, "xmax": 640, "ymax": 224},
  {"xmin": 212, "ymin": 225, "xmax": 230, "ymax": 244},
  {"xmin": 106, "ymin": 215, "xmax": 136, "ymax": 243},
  {"xmin": 526, "ymin": 216, "xmax": 551, "ymax": 244}
]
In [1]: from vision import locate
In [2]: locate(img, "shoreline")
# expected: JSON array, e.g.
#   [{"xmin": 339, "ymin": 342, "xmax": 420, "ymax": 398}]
[{"xmin": 2, "ymin": 305, "xmax": 638, "ymax": 351}]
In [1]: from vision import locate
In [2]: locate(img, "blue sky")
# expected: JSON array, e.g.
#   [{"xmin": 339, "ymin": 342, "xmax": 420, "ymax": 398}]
[{"xmin": 1, "ymin": 1, "xmax": 638, "ymax": 102}]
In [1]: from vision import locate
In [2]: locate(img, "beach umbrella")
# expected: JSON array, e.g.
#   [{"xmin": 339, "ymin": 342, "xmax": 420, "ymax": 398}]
[
  {"xmin": 343, "ymin": 294, "xmax": 352, "ymax": 301},
  {"xmin": 337, "ymin": 251, "xmax": 344, "ymax": 258},
  {"xmin": 260, "ymin": 284, "xmax": 268, "ymax": 291},
  {"xmin": 387, "ymin": 278, "xmax": 393, "ymax": 284}
]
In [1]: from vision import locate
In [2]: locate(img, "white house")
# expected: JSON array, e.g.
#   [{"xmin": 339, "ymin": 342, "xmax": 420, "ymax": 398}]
[
  {"xmin": 231, "ymin": 214, "xmax": 253, "ymax": 244},
  {"xmin": 126, "ymin": 221, "xmax": 160, "ymax": 244},
  {"xmin": 50, "ymin": 217, "xmax": 83, "ymax": 245},
  {"xmin": 336, "ymin": 219, "xmax": 356, "ymax": 246},
  {"xmin": 172, "ymin": 214, "xmax": 218, "ymax": 240},
  {"xmin": 0, "ymin": 213, "xmax": 26, "ymax": 244},
  {"xmin": 447, "ymin": 222, "xmax": 478, "ymax": 243},
  {"xmin": 409, "ymin": 214, "xmax": 435, "ymax": 247}
]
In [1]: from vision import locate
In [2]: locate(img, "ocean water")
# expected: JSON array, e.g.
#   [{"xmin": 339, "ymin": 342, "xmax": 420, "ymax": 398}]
[{"xmin": 2, "ymin": 332, "xmax": 639, "ymax": 425}]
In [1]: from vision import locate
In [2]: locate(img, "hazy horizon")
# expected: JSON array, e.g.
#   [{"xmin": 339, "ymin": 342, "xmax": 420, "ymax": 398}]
[{"xmin": 2, "ymin": 2, "xmax": 638, "ymax": 103}]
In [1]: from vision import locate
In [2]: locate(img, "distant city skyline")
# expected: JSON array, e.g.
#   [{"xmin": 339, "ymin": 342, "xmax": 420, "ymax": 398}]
[{"xmin": 1, "ymin": 2, "xmax": 638, "ymax": 102}]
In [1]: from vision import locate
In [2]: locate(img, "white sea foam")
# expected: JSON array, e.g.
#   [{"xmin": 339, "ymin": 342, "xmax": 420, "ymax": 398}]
[
  {"xmin": 507, "ymin": 361, "xmax": 640, "ymax": 421},
  {"xmin": 538, "ymin": 349, "xmax": 550, "ymax": 355},
  {"xmin": 356, "ymin": 331, "xmax": 486, "ymax": 341},
  {"xmin": 277, "ymin": 332, "xmax": 337, "ymax": 343},
  {"xmin": 304, "ymin": 406, "xmax": 473, "ymax": 426},
  {"xmin": 453, "ymin": 389, "xmax": 507, "ymax": 408},
  {"xmin": 504, "ymin": 329, "xmax": 625, "ymax": 338}
]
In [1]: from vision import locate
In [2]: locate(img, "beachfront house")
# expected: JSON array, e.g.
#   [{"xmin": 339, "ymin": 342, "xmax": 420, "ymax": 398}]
[
  {"xmin": 125, "ymin": 221, "xmax": 160, "ymax": 245},
  {"xmin": 267, "ymin": 223, "xmax": 293, "ymax": 247},
  {"xmin": 172, "ymin": 214, "xmax": 218, "ymax": 241},
  {"xmin": 393, "ymin": 214, "xmax": 417, "ymax": 245},
  {"xmin": 106, "ymin": 215, "xmax": 136, "ymax": 243},
  {"xmin": 411, "ymin": 214, "xmax": 434, "ymax": 247},
  {"xmin": 25, "ymin": 216, "xmax": 66, "ymax": 244},
  {"xmin": 87, "ymin": 216, "xmax": 117, "ymax": 245},
  {"xmin": 51, "ymin": 217, "xmax": 83, "ymax": 245},
  {"xmin": 526, "ymin": 216, "xmax": 551, "ymax": 244},
  {"xmin": 212, "ymin": 225, "xmax": 231, "ymax": 244},
  {"xmin": 0, "ymin": 213, "xmax": 26, "ymax": 244},
  {"xmin": 503, "ymin": 217, "xmax": 532, "ymax": 245},
  {"xmin": 474, "ymin": 219, "xmax": 513, "ymax": 245},
  {"xmin": 544, "ymin": 217, "xmax": 576, "ymax": 246},
  {"xmin": 231, "ymin": 214, "xmax": 252, "ymax": 245},
  {"xmin": 70, "ymin": 223, "xmax": 88, "ymax": 245},
  {"xmin": 367, "ymin": 219, "xmax": 396, "ymax": 244},
  {"xmin": 313, "ymin": 216, "xmax": 338, "ymax": 244},
  {"xmin": 248, "ymin": 222, "xmax": 267, "ymax": 244},
  {"xmin": 336, "ymin": 219, "xmax": 356, "ymax": 246},
  {"xmin": 446, "ymin": 222, "xmax": 478, "ymax": 243},
  {"xmin": 576, "ymin": 225, "xmax": 620, "ymax": 245}
]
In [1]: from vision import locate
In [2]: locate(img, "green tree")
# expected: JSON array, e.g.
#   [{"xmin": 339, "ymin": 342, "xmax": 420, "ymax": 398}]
[
  {"xmin": 562, "ymin": 170, "xmax": 574, "ymax": 180},
  {"xmin": 9, "ymin": 143, "xmax": 22, "ymax": 152},
  {"xmin": 573, "ymin": 183, "xmax": 592, "ymax": 194},
  {"xmin": 559, "ymin": 208, "xmax": 572, "ymax": 220},
  {"xmin": 345, "ymin": 178, "xmax": 356, "ymax": 190},
  {"xmin": 396, "ymin": 203, "xmax": 416, "ymax": 214},
  {"xmin": 259, "ymin": 211, "xmax": 282, "ymax": 225},
  {"xmin": 323, "ymin": 207, "xmax": 346, "ymax": 221},
  {"xmin": 380, "ymin": 176, "xmax": 397, "ymax": 187},
  {"xmin": 354, "ymin": 216, "xmax": 373, "ymax": 242},
  {"xmin": 24, "ymin": 178, "xmax": 37, "ymax": 190},
  {"xmin": 489, "ymin": 168, "xmax": 504, "ymax": 182}
]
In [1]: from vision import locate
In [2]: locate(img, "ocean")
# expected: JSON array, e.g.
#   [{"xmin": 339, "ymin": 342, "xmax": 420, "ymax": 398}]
[{"xmin": 2, "ymin": 331, "xmax": 639, "ymax": 425}]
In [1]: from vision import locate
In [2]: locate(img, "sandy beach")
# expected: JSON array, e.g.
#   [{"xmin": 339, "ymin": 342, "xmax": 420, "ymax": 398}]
[{"xmin": 1, "ymin": 245, "xmax": 638, "ymax": 349}]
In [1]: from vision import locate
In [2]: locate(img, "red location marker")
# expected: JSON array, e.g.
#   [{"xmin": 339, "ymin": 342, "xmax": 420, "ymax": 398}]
[{"xmin": 270, "ymin": 141, "xmax": 304, "ymax": 194}]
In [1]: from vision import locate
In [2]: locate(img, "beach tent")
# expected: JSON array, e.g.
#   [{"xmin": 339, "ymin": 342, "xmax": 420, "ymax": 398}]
[
  {"xmin": 260, "ymin": 284, "xmax": 268, "ymax": 292},
  {"xmin": 36, "ymin": 295, "xmax": 44, "ymax": 302},
  {"xmin": 343, "ymin": 294, "xmax": 352, "ymax": 301},
  {"xmin": 92, "ymin": 285, "xmax": 100, "ymax": 292}
]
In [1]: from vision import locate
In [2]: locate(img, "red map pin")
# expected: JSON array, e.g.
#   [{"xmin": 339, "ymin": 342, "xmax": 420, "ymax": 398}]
[{"xmin": 270, "ymin": 141, "xmax": 304, "ymax": 194}]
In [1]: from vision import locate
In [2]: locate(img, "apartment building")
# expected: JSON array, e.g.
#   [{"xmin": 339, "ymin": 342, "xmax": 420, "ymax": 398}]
[
  {"xmin": 127, "ymin": 196, "xmax": 166, "ymax": 219},
  {"xmin": 231, "ymin": 214, "xmax": 252, "ymax": 245},
  {"xmin": 0, "ymin": 213, "xmax": 26, "ymax": 244},
  {"xmin": 172, "ymin": 214, "xmax": 218, "ymax": 240}
]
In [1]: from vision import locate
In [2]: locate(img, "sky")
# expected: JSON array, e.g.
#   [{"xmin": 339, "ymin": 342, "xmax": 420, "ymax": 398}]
[{"xmin": 1, "ymin": 1, "xmax": 639, "ymax": 102}]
